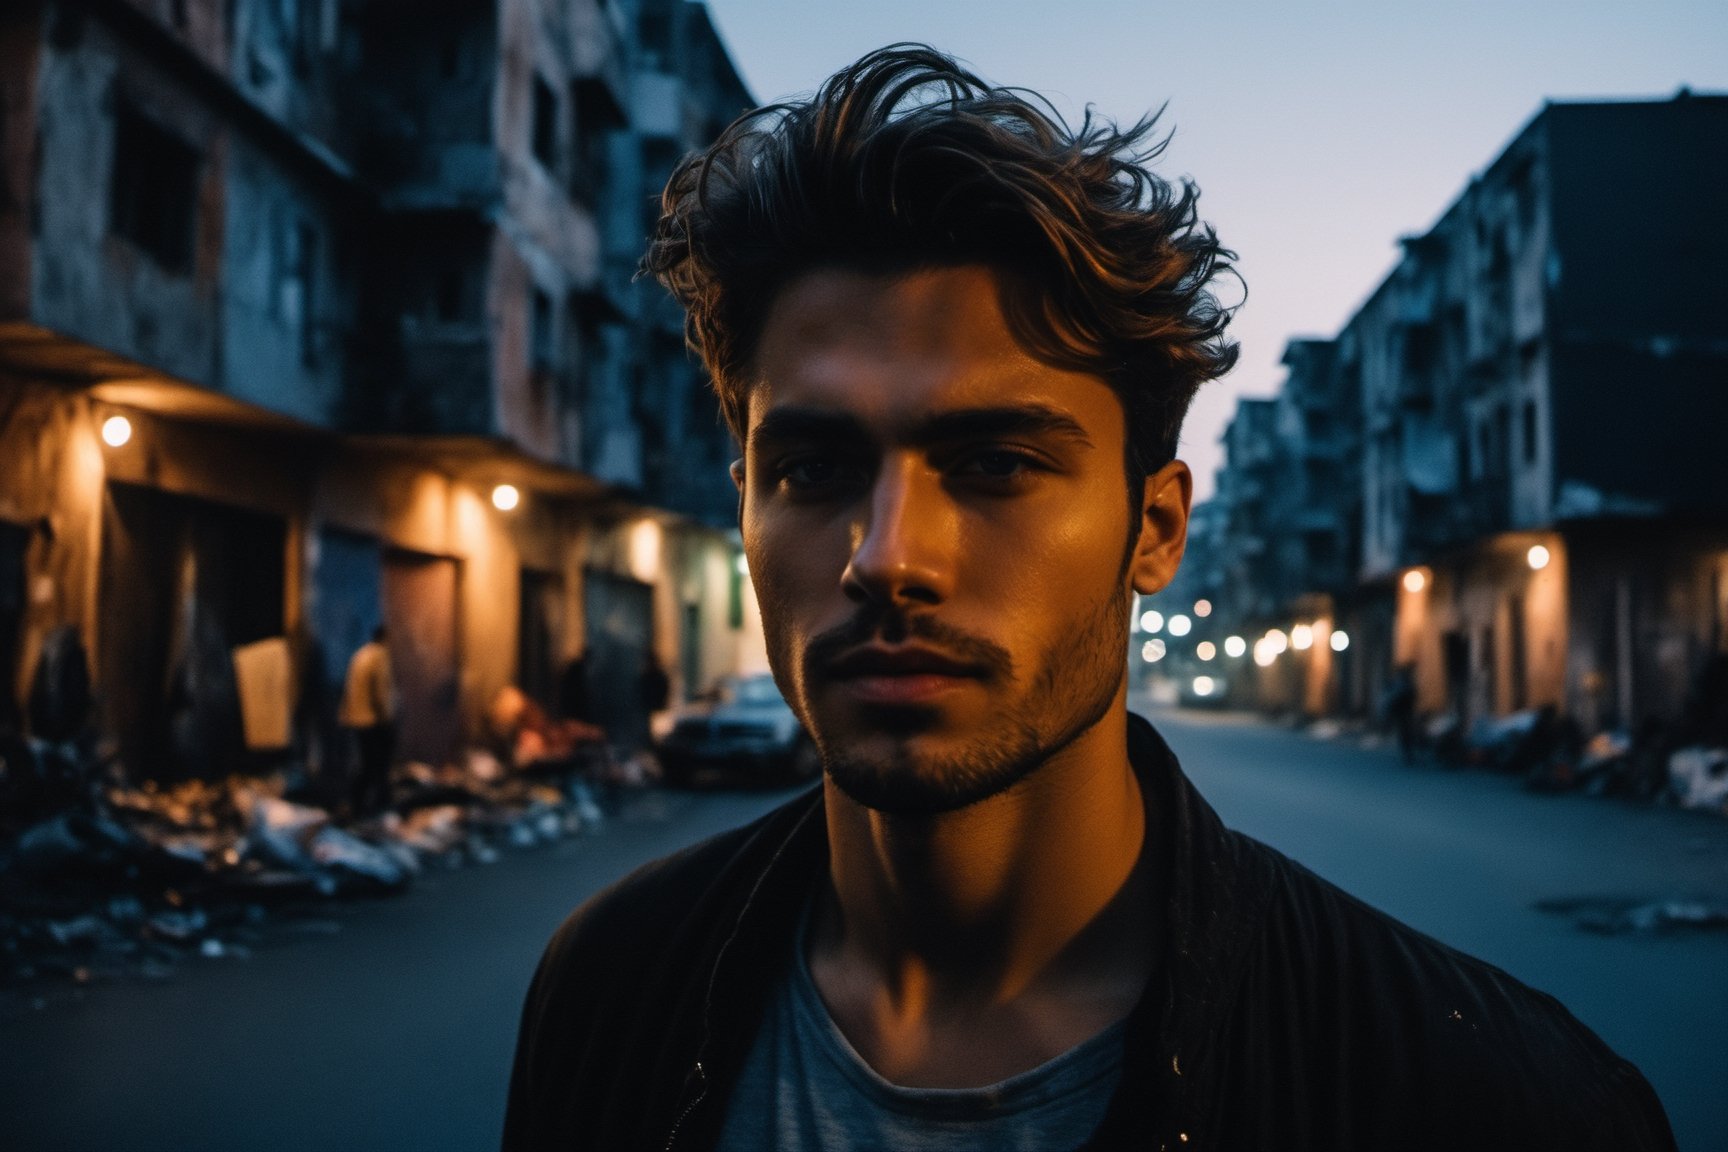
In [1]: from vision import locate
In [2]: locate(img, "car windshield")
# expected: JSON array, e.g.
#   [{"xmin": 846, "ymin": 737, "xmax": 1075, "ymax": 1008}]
[{"xmin": 730, "ymin": 676, "xmax": 784, "ymax": 706}]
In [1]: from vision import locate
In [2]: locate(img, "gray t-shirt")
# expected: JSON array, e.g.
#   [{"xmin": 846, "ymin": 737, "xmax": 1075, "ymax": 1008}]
[{"xmin": 714, "ymin": 907, "xmax": 1126, "ymax": 1152}]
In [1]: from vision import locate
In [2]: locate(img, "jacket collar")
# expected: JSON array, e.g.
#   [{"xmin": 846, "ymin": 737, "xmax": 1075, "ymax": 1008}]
[
  {"xmin": 683, "ymin": 711, "xmax": 1269, "ymax": 1147},
  {"xmin": 1115, "ymin": 713, "xmax": 1274, "ymax": 1142}
]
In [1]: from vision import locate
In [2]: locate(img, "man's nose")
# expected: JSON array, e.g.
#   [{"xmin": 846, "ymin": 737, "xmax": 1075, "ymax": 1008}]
[{"xmin": 841, "ymin": 458, "xmax": 955, "ymax": 607}]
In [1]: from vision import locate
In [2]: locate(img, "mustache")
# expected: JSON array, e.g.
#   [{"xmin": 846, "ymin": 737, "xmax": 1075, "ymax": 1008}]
[{"xmin": 802, "ymin": 606, "xmax": 1014, "ymax": 683}]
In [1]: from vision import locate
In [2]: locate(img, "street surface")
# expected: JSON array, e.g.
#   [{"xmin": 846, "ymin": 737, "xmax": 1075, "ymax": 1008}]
[{"xmin": 4, "ymin": 706, "xmax": 1726, "ymax": 1151}]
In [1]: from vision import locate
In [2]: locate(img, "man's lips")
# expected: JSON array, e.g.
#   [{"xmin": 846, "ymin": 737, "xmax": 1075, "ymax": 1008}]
[
  {"xmin": 822, "ymin": 646, "xmax": 984, "ymax": 705},
  {"xmin": 823, "ymin": 645, "xmax": 984, "ymax": 679}
]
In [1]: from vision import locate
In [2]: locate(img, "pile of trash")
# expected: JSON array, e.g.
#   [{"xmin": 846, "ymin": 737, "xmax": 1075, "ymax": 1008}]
[
  {"xmin": 1, "ymin": 739, "xmax": 608, "ymax": 994},
  {"xmin": 1536, "ymin": 895, "xmax": 1728, "ymax": 936},
  {"xmin": 1667, "ymin": 747, "xmax": 1728, "ymax": 815}
]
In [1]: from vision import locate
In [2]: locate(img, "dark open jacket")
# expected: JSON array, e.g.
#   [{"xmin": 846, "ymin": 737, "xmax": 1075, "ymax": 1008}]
[{"xmin": 504, "ymin": 715, "xmax": 1675, "ymax": 1151}]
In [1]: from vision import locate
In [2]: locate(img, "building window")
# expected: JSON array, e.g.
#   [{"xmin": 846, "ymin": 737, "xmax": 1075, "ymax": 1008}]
[
  {"xmin": 272, "ymin": 212, "xmax": 319, "ymax": 366},
  {"xmin": 531, "ymin": 74, "xmax": 559, "ymax": 171},
  {"xmin": 531, "ymin": 287, "xmax": 555, "ymax": 371},
  {"xmin": 641, "ymin": 138, "xmax": 681, "ymax": 238},
  {"xmin": 440, "ymin": 36, "xmax": 465, "ymax": 79},
  {"xmin": 639, "ymin": 12, "xmax": 671, "ymax": 68},
  {"xmin": 1522, "ymin": 398, "xmax": 1538, "ymax": 467},
  {"xmin": 110, "ymin": 103, "xmax": 200, "ymax": 273},
  {"xmin": 435, "ymin": 269, "xmax": 468, "ymax": 323},
  {"xmin": 570, "ymin": 78, "xmax": 626, "ymax": 207},
  {"xmin": 294, "ymin": 221, "xmax": 318, "ymax": 366}
]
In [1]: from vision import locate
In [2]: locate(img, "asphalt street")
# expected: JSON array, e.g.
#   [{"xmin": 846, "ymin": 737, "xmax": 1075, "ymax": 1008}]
[
  {"xmin": 3, "ymin": 707, "xmax": 1725, "ymax": 1151},
  {"xmin": 1151, "ymin": 705, "xmax": 1728, "ymax": 1152}
]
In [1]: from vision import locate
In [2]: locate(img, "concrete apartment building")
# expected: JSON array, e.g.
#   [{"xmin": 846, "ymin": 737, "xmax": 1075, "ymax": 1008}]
[
  {"xmin": 1204, "ymin": 90, "xmax": 1728, "ymax": 728},
  {"xmin": 0, "ymin": 0, "xmax": 762, "ymax": 780}
]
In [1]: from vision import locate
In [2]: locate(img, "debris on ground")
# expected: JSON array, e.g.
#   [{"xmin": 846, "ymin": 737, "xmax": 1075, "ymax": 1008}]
[
  {"xmin": 1, "ymin": 733, "xmax": 617, "ymax": 994},
  {"xmin": 1667, "ymin": 747, "xmax": 1728, "ymax": 815},
  {"xmin": 1535, "ymin": 895, "xmax": 1728, "ymax": 935}
]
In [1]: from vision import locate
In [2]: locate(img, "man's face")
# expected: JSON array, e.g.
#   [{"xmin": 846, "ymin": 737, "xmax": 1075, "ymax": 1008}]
[{"xmin": 737, "ymin": 265, "xmax": 1159, "ymax": 814}]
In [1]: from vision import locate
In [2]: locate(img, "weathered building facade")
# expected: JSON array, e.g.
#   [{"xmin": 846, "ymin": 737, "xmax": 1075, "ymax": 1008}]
[
  {"xmin": 1202, "ymin": 91, "xmax": 1728, "ymax": 727},
  {"xmin": 0, "ymin": 0, "xmax": 763, "ymax": 780}
]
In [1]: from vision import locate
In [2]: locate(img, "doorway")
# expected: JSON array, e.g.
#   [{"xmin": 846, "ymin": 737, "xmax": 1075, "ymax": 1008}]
[
  {"xmin": 583, "ymin": 569, "xmax": 653, "ymax": 750},
  {"xmin": 517, "ymin": 569, "xmax": 564, "ymax": 711},
  {"xmin": 98, "ymin": 482, "xmax": 285, "ymax": 780},
  {"xmin": 381, "ymin": 548, "xmax": 461, "ymax": 766}
]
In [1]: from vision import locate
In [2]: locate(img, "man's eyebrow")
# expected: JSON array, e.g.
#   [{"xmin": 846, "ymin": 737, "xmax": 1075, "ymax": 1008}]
[
  {"xmin": 749, "ymin": 407, "xmax": 867, "ymax": 446},
  {"xmin": 913, "ymin": 405, "xmax": 1093, "ymax": 448},
  {"xmin": 749, "ymin": 404, "xmax": 1093, "ymax": 448}
]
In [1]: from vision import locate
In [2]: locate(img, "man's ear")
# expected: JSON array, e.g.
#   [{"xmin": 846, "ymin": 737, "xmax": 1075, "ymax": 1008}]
[
  {"xmin": 729, "ymin": 459, "xmax": 746, "ymax": 526},
  {"xmin": 1128, "ymin": 460, "xmax": 1192, "ymax": 595}
]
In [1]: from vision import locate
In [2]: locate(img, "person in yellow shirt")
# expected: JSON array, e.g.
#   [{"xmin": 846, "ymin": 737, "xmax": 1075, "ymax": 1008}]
[{"xmin": 339, "ymin": 625, "xmax": 397, "ymax": 817}]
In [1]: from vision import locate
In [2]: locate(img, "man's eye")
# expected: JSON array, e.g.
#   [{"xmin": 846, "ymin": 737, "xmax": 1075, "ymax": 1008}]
[
  {"xmin": 957, "ymin": 450, "xmax": 1037, "ymax": 479},
  {"xmin": 777, "ymin": 457, "xmax": 855, "ymax": 493}
]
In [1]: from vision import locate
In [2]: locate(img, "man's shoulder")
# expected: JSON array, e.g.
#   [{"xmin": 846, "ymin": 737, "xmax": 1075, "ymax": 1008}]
[
  {"xmin": 505, "ymin": 786, "xmax": 824, "ymax": 1149},
  {"xmin": 530, "ymin": 786, "xmax": 821, "ymax": 997},
  {"xmin": 1222, "ymin": 830, "xmax": 1673, "ymax": 1147}
]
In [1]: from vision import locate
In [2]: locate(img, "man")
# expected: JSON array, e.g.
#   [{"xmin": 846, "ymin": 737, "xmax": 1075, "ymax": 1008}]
[
  {"xmin": 505, "ymin": 46, "xmax": 1672, "ymax": 1150},
  {"xmin": 339, "ymin": 624, "xmax": 396, "ymax": 817}
]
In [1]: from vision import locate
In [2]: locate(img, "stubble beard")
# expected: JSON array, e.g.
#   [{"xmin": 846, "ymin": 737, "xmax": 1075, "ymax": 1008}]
[{"xmin": 800, "ymin": 586, "xmax": 1130, "ymax": 817}]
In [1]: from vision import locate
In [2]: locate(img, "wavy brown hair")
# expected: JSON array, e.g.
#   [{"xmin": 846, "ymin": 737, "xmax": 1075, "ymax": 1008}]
[{"xmin": 643, "ymin": 44, "xmax": 1239, "ymax": 488}]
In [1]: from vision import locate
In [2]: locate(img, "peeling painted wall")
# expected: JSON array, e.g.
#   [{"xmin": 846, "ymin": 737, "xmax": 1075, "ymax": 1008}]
[{"xmin": 0, "ymin": 384, "xmax": 103, "ymax": 717}]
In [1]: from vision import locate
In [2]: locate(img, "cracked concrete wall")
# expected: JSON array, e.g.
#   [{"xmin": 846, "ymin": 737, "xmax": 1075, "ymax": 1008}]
[
  {"xmin": 0, "ymin": 6, "xmax": 44, "ymax": 322},
  {"xmin": 25, "ymin": 3, "xmax": 352, "ymax": 426},
  {"xmin": 31, "ymin": 12, "xmax": 224, "ymax": 386},
  {"xmin": 218, "ymin": 133, "xmax": 352, "ymax": 426}
]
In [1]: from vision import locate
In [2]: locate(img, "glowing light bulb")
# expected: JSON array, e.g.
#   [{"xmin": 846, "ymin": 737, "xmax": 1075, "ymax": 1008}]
[
  {"xmin": 1193, "ymin": 599, "xmax": 1212, "ymax": 618},
  {"xmin": 1291, "ymin": 624, "xmax": 1314, "ymax": 651},
  {"xmin": 1141, "ymin": 638, "xmax": 1166, "ymax": 663},
  {"xmin": 1526, "ymin": 544, "xmax": 1550, "ymax": 571},
  {"xmin": 1224, "ymin": 636, "xmax": 1247, "ymax": 658},
  {"xmin": 1196, "ymin": 641, "xmax": 1216, "ymax": 661},
  {"xmin": 1192, "ymin": 676, "xmax": 1215, "ymax": 697},
  {"xmin": 1168, "ymin": 614, "xmax": 1192, "ymax": 637},
  {"xmin": 1140, "ymin": 610, "xmax": 1164, "ymax": 634},
  {"xmin": 491, "ymin": 484, "xmax": 521, "ymax": 511},
  {"xmin": 1403, "ymin": 569, "xmax": 1426, "ymax": 594},
  {"xmin": 1330, "ymin": 630, "xmax": 1350, "ymax": 652},
  {"xmin": 102, "ymin": 415, "xmax": 132, "ymax": 447}
]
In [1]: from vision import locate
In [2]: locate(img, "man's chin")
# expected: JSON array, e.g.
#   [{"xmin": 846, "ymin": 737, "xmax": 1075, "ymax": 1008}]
[{"xmin": 818, "ymin": 732, "xmax": 1046, "ymax": 816}]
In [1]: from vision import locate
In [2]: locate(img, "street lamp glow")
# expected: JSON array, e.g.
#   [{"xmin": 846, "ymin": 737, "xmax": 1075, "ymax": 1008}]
[
  {"xmin": 101, "ymin": 415, "xmax": 132, "ymax": 447},
  {"xmin": 1224, "ymin": 635, "xmax": 1247, "ymax": 658},
  {"xmin": 1193, "ymin": 599, "xmax": 1213, "ymax": 618},
  {"xmin": 1139, "ymin": 610, "xmax": 1164, "ymax": 634},
  {"xmin": 491, "ymin": 483, "xmax": 521, "ymax": 511},
  {"xmin": 1192, "ymin": 675, "xmax": 1216, "ymax": 697},
  {"xmin": 1141, "ymin": 638, "xmax": 1166, "ymax": 663},
  {"xmin": 1291, "ymin": 623, "xmax": 1314, "ymax": 650},
  {"xmin": 1526, "ymin": 544, "xmax": 1550, "ymax": 571},
  {"xmin": 1402, "ymin": 569, "xmax": 1426, "ymax": 594},
  {"xmin": 1168, "ymin": 614, "xmax": 1192, "ymax": 637},
  {"xmin": 1330, "ymin": 629, "xmax": 1351, "ymax": 652},
  {"xmin": 1196, "ymin": 641, "xmax": 1216, "ymax": 661}
]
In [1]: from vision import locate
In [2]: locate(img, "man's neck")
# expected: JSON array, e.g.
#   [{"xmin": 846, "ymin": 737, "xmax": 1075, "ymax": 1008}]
[{"xmin": 809, "ymin": 702, "xmax": 1157, "ymax": 1087}]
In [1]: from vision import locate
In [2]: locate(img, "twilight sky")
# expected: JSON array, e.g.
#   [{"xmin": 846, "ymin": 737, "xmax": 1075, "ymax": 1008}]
[{"xmin": 700, "ymin": 0, "xmax": 1727, "ymax": 502}]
